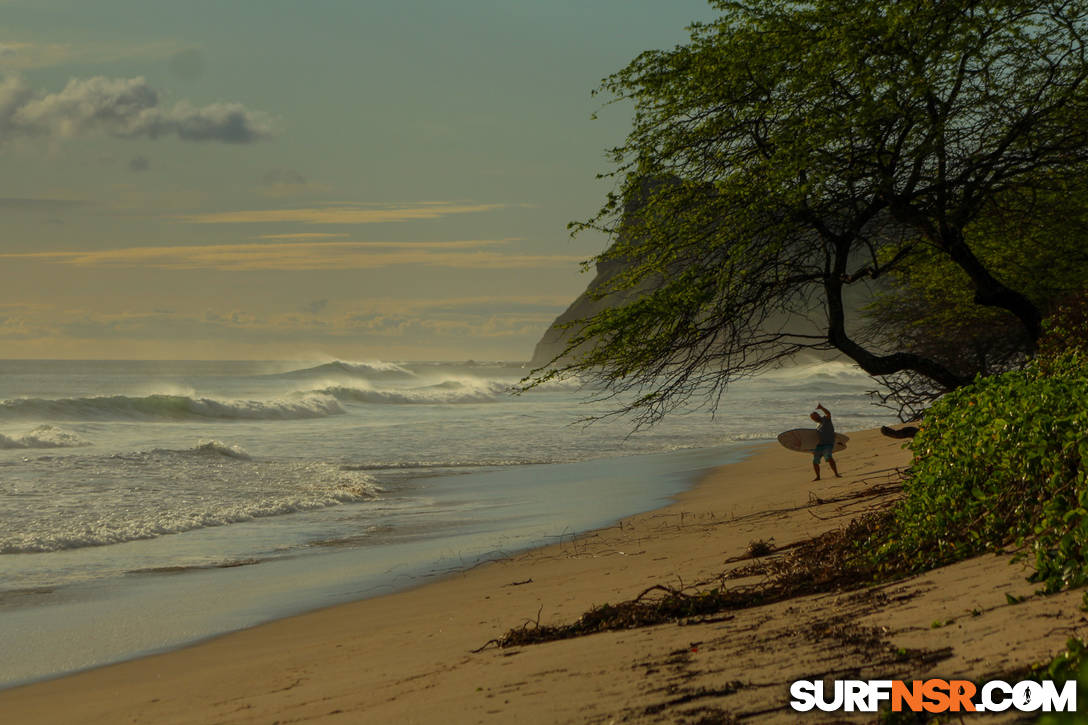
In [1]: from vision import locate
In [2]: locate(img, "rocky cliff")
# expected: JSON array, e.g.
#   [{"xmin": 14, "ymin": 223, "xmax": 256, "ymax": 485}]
[
  {"xmin": 529, "ymin": 256, "xmax": 633, "ymax": 368},
  {"xmin": 529, "ymin": 177, "xmax": 676, "ymax": 369}
]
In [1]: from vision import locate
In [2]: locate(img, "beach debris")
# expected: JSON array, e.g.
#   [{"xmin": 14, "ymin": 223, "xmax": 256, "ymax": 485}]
[
  {"xmin": 474, "ymin": 508, "xmax": 898, "ymax": 651},
  {"xmin": 880, "ymin": 425, "xmax": 919, "ymax": 439},
  {"xmin": 745, "ymin": 538, "xmax": 774, "ymax": 558}
]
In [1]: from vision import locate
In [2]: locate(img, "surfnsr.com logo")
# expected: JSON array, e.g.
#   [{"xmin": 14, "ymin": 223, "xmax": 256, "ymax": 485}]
[{"xmin": 789, "ymin": 679, "xmax": 1078, "ymax": 714}]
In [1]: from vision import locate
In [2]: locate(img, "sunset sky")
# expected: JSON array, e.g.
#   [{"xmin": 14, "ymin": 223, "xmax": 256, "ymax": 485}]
[{"xmin": 0, "ymin": 0, "xmax": 715, "ymax": 360}]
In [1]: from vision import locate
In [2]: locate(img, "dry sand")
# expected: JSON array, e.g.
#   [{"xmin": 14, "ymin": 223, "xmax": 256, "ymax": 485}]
[{"xmin": 3, "ymin": 428, "xmax": 1085, "ymax": 723}]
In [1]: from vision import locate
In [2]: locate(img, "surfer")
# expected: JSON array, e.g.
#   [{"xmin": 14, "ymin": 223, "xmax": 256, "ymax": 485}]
[{"xmin": 810, "ymin": 403, "xmax": 841, "ymax": 481}]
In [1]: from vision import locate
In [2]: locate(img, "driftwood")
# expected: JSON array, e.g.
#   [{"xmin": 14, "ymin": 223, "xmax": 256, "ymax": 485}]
[{"xmin": 880, "ymin": 425, "xmax": 918, "ymax": 439}]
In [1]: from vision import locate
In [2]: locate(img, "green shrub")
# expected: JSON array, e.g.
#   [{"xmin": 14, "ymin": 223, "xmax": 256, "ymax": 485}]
[
  {"xmin": 1033, "ymin": 638, "xmax": 1088, "ymax": 725},
  {"xmin": 1038, "ymin": 291, "xmax": 1088, "ymax": 362},
  {"xmin": 873, "ymin": 352, "xmax": 1088, "ymax": 590}
]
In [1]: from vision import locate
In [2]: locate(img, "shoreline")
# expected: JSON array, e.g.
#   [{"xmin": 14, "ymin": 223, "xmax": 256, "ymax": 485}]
[
  {"xmin": 0, "ymin": 442, "xmax": 752, "ymax": 691},
  {"xmin": 3, "ymin": 427, "xmax": 1083, "ymax": 723}
]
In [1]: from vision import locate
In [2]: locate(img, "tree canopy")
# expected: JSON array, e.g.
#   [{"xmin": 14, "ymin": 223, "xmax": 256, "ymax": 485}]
[
  {"xmin": 865, "ymin": 181, "xmax": 1088, "ymax": 417},
  {"xmin": 533, "ymin": 0, "xmax": 1088, "ymax": 425}
]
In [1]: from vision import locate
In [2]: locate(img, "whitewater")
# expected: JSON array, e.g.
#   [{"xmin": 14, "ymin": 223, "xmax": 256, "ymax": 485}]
[{"xmin": 0, "ymin": 358, "xmax": 886, "ymax": 687}]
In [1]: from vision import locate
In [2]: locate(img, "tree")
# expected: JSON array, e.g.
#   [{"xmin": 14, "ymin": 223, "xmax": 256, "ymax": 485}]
[
  {"xmin": 865, "ymin": 180, "xmax": 1088, "ymax": 418},
  {"xmin": 531, "ymin": 0, "xmax": 1088, "ymax": 426}
]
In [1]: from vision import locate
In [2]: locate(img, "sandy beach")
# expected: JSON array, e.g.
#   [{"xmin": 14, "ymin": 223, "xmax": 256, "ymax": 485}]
[{"xmin": 3, "ymin": 427, "xmax": 1084, "ymax": 724}]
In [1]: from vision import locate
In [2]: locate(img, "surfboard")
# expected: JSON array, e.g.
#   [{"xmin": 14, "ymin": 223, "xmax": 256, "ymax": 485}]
[{"xmin": 777, "ymin": 428, "xmax": 849, "ymax": 453}]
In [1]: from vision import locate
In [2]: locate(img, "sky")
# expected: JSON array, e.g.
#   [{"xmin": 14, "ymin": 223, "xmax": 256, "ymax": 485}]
[{"xmin": 0, "ymin": 0, "xmax": 718, "ymax": 361}]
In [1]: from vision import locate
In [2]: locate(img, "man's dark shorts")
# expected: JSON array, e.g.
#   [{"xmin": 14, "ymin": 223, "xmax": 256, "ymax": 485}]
[{"xmin": 813, "ymin": 444, "xmax": 835, "ymax": 463}]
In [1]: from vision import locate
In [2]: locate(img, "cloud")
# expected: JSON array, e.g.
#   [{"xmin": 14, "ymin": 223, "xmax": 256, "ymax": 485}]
[
  {"xmin": 0, "ymin": 315, "xmax": 52, "ymax": 340},
  {"xmin": 417, "ymin": 298, "xmax": 569, "ymax": 316},
  {"xmin": 342, "ymin": 313, "xmax": 546, "ymax": 339},
  {"xmin": 255, "ymin": 233, "xmax": 348, "ymax": 240},
  {"xmin": 319, "ymin": 295, "xmax": 574, "ymax": 318},
  {"xmin": 179, "ymin": 201, "xmax": 508, "ymax": 225},
  {"xmin": 0, "ymin": 239, "xmax": 582, "ymax": 271},
  {"xmin": 0, "ymin": 303, "xmax": 59, "ymax": 340},
  {"xmin": 0, "ymin": 298, "xmax": 560, "ymax": 357},
  {"xmin": 47, "ymin": 305, "xmax": 547, "ymax": 345},
  {"xmin": 0, "ymin": 196, "xmax": 89, "ymax": 211},
  {"xmin": 0, "ymin": 74, "xmax": 274, "ymax": 144},
  {"xmin": 60, "ymin": 309, "xmax": 267, "ymax": 341}
]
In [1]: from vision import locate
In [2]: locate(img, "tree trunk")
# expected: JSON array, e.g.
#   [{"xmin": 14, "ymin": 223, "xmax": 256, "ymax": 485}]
[
  {"xmin": 943, "ymin": 228, "xmax": 1043, "ymax": 345},
  {"xmin": 824, "ymin": 268, "xmax": 970, "ymax": 390}
]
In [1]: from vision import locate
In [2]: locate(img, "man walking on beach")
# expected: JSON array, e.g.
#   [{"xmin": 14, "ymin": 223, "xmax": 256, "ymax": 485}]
[{"xmin": 810, "ymin": 403, "xmax": 841, "ymax": 481}]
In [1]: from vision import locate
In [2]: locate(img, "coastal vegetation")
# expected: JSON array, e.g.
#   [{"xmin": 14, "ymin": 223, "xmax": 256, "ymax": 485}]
[
  {"xmin": 503, "ymin": 0, "xmax": 1088, "ymax": 710},
  {"xmin": 484, "ymin": 301, "xmax": 1088, "ymax": 724},
  {"xmin": 870, "ymin": 296, "xmax": 1088, "ymax": 586},
  {"xmin": 490, "ymin": 298, "xmax": 1088, "ymax": 706},
  {"xmin": 864, "ymin": 184, "xmax": 1088, "ymax": 417},
  {"xmin": 876, "ymin": 353, "xmax": 1088, "ymax": 591},
  {"xmin": 528, "ymin": 0, "xmax": 1088, "ymax": 427}
]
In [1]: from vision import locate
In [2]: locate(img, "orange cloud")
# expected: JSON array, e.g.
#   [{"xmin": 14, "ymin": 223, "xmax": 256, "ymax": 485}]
[
  {"xmin": 177, "ymin": 202, "xmax": 508, "ymax": 225},
  {"xmin": 254, "ymin": 233, "xmax": 349, "ymax": 240},
  {"xmin": 1, "ymin": 239, "xmax": 581, "ymax": 271}
]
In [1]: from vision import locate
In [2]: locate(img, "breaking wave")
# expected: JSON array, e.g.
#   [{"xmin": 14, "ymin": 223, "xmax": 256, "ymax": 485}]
[
  {"xmin": 0, "ymin": 393, "xmax": 345, "ymax": 421},
  {"xmin": 1, "ymin": 459, "xmax": 380, "ymax": 554},
  {"xmin": 748, "ymin": 361, "xmax": 876, "ymax": 393},
  {"xmin": 0, "ymin": 425, "xmax": 91, "ymax": 449},
  {"xmin": 139, "ymin": 440, "xmax": 253, "ymax": 461},
  {"xmin": 274, "ymin": 360, "xmax": 416, "ymax": 381},
  {"xmin": 312, "ymin": 379, "xmax": 511, "ymax": 405}
]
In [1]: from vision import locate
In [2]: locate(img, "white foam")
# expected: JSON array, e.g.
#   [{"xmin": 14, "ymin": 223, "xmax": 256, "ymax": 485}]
[
  {"xmin": 0, "ymin": 460, "xmax": 380, "ymax": 554},
  {"xmin": 312, "ymin": 379, "xmax": 510, "ymax": 405},
  {"xmin": 0, "ymin": 425, "xmax": 91, "ymax": 449},
  {"xmin": 192, "ymin": 440, "xmax": 253, "ymax": 460},
  {"xmin": 275, "ymin": 360, "xmax": 416, "ymax": 381},
  {"xmin": 757, "ymin": 360, "xmax": 872, "ymax": 384},
  {"xmin": 726, "ymin": 431, "xmax": 779, "ymax": 442},
  {"xmin": 0, "ymin": 393, "xmax": 345, "ymax": 421}
]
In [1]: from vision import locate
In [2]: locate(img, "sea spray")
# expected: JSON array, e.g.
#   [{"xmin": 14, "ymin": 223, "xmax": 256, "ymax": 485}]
[
  {"xmin": 272, "ymin": 360, "xmax": 416, "ymax": 381},
  {"xmin": 310, "ymin": 379, "xmax": 510, "ymax": 405}
]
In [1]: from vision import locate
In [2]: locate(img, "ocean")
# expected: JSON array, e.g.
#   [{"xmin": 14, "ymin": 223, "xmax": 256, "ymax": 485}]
[{"xmin": 0, "ymin": 358, "xmax": 885, "ymax": 687}]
